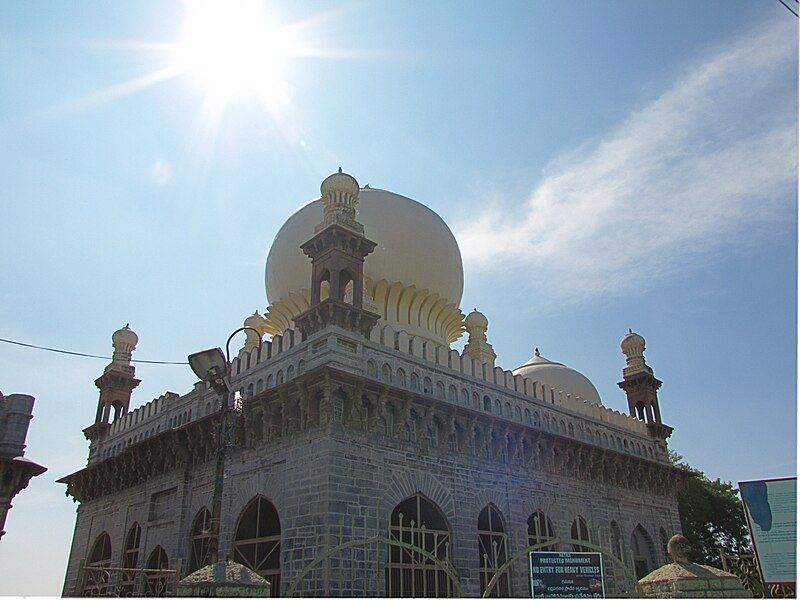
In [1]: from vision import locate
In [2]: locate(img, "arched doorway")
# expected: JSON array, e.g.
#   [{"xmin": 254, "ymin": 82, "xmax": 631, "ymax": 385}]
[
  {"xmin": 386, "ymin": 493, "xmax": 454, "ymax": 597},
  {"xmin": 478, "ymin": 505, "xmax": 510, "ymax": 597},
  {"xmin": 188, "ymin": 508, "xmax": 212, "ymax": 572},
  {"xmin": 631, "ymin": 525, "xmax": 656, "ymax": 580},
  {"xmin": 571, "ymin": 516, "xmax": 591, "ymax": 552},
  {"xmin": 84, "ymin": 532, "xmax": 112, "ymax": 596},
  {"xmin": 232, "ymin": 496, "xmax": 281, "ymax": 595},
  {"xmin": 145, "ymin": 546, "xmax": 169, "ymax": 597},
  {"xmin": 118, "ymin": 523, "xmax": 141, "ymax": 596}
]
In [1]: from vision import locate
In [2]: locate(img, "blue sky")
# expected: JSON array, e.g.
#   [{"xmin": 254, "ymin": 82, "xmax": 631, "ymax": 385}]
[{"xmin": 0, "ymin": 1, "xmax": 796, "ymax": 594}]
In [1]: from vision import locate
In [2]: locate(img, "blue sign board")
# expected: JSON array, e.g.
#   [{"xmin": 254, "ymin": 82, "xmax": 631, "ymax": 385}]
[
  {"xmin": 529, "ymin": 551, "xmax": 605, "ymax": 598},
  {"xmin": 739, "ymin": 477, "xmax": 796, "ymax": 586}
]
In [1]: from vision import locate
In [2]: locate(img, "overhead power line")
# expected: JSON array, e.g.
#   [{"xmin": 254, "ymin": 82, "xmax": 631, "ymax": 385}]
[
  {"xmin": 0, "ymin": 337, "xmax": 189, "ymax": 365},
  {"xmin": 777, "ymin": 0, "xmax": 799, "ymax": 17}
]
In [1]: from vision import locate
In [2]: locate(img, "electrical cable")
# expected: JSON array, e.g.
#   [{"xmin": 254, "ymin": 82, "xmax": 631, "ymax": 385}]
[
  {"xmin": 0, "ymin": 337, "xmax": 189, "ymax": 365},
  {"xmin": 777, "ymin": 0, "xmax": 799, "ymax": 17}
]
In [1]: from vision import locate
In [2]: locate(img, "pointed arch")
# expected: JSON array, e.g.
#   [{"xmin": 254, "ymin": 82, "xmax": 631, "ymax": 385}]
[
  {"xmin": 386, "ymin": 493, "xmax": 453, "ymax": 597},
  {"xmin": 145, "ymin": 546, "xmax": 169, "ymax": 597},
  {"xmin": 631, "ymin": 524, "xmax": 656, "ymax": 580},
  {"xmin": 85, "ymin": 532, "xmax": 112, "ymax": 596},
  {"xmin": 478, "ymin": 504, "xmax": 510, "ymax": 597},
  {"xmin": 119, "ymin": 523, "xmax": 141, "ymax": 596},
  {"xmin": 528, "ymin": 510, "xmax": 557, "ymax": 551},
  {"xmin": 571, "ymin": 516, "xmax": 591, "ymax": 552},
  {"xmin": 189, "ymin": 507, "xmax": 213, "ymax": 572},
  {"xmin": 232, "ymin": 495, "xmax": 281, "ymax": 596}
]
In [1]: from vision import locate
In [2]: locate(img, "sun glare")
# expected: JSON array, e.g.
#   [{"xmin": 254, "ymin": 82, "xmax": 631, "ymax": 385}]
[{"xmin": 172, "ymin": 1, "xmax": 296, "ymax": 111}]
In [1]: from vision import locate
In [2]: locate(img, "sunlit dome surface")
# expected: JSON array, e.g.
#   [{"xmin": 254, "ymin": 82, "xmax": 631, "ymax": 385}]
[
  {"xmin": 265, "ymin": 187, "xmax": 465, "ymax": 343},
  {"xmin": 513, "ymin": 350, "xmax": 603, "ymax": 406}
]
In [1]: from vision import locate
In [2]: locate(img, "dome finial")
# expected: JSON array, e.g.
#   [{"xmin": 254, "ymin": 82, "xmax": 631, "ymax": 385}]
[
  {"xmin": 463, "ymin": 309, "xmax": 496, "ymax": 366},
  {"xmin": 110, "ymin": 324, "xmax": 138, "ymax": 369},
  {"xmin": 534, "ymin": 347, "xmax": 540, "ymax": 356},
  {"xmin": 318, "ymin": 168, "xmax": 363, "ymax": 233},
  {"xmin": 621, "ymin": 329, "xmax": 647, "ymax": 371}
]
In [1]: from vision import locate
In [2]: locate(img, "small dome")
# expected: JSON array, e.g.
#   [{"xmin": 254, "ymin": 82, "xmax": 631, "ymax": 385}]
[
  {"xmin": 112, "ymin": 324, "xmax": 138, "ymax": 352},
  {"xmin": 513, "ymin": 349, "xmax": 603, "ymax": 405},
  {"xmin": 244, "ymin": 311, "xmax": 265, "ymax": 329},
  {"xmin": 465, "ymin": 309, "xmax": 488, "ymax": 330},
  {"xmin": 621, "ymin": 329, "xmax": 645, "ymax": 355},
  {"xmin": 320, "ymin": 167, "xmax": 359, "ymax": 199}
]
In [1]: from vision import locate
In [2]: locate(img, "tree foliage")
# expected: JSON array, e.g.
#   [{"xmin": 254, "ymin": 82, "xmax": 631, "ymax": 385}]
[{"xmin": 670, "ymin": 451, "xmax": 751, "ymax": 567}]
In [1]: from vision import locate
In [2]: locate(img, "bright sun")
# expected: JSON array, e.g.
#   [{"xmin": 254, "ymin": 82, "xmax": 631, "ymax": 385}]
[{"xmin": 172, "ymin": 0, "xmax": 296, "ymax": 111}]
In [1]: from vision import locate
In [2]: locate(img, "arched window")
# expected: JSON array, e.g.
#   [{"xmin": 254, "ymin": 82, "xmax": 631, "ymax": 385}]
[
  {"xmin": 286, "ymin": 365, "xmax": 295, "ymax": 380},
  {"xmin": 233, "ymin": 496, "xmax": 281, "ymax": 595},
  {"xmin": 483, "ymin": 395, "xmax": 492, "ymax": 412},
  {"xmin": 478, "ymin": 505, "xmax": 510, "ymax": 597},
  {"xmin": 386, "ymin": 494, "xmax": 453, "ymax": 597},
  {"xmin": 367, "ymin": 360, "xmax": 378, "ymax": 378},
  {"xmin": 119, "ymin": 523, "xmax": 141, "ymax": 596},
  {"xmin": 145, "ymin": 546, "xmax": 169, "ymax": 597},
  {"xmin": 631, "ymin": 525, "xmax": 656, "ymax": 580},
  {"xmin": 568, "ymin": 423, "xmax": 574, "ymax": 436},
  {"xmin": 246, "ymin": 383, "xmax": 254, "ymax": 398},
  {"xmin": 396, "ymin": 368, "xmax": 407, "ymax": 387},
  {"xmin": 515, "ymin": 406, "xmax": 521, "ymax": 421},
  {"xmin": 276, "ymin": 370, "xmax": 284, "ymax": 385},
  {"xmin": 494, "ymin": 399, "xmax": 501, "ymax": 415},
  {"xmin": 423, "ymin": 376, "xmax": 433, "ymax": 394},
  {"xmin": 435, "ymin": 381, "xmax": 445, "ymax": 399},
  {"xmin": 189, "ymin": 508, "xmax": 213, "ymax": 572},
  {"xmin": 527, "ymin": 511, "xmax": 557, "ymax": 551},
  {"xmin": 461, "ymin": 389, "xmax": 469, "ymax": 406},
  {"xmin": 382, "ymin": 364, "xmax": 393, "ymax": 383},
  {"xmin": 504, "ymin": 402, "xmax": 511, "ymax": 418},
  {"xmin": 524, "ymin": 408, "xmax": 531, "ymax": 424},
  {"xmin": 448, "ymin": 385, "xmax": 457, "ymax": 402},
  {"xmin": 411, "ymin": 373, "xmax": 420, "ymax": 390},
  {"xmin": 256, "ymin": 379, "xmax": 263, "ymax": 394},
  {"xmin": 571, "ymin": 516, "xmax": 591, "ymax": 552},
  {"xmin": 85, "ymin": 532, "xmax": 112, "ymax": 596},
  {"xmin": 266, "ymin": 373, "xmax": 274, "ymax": 388},
  {"xmin": 610, "ymin": 521, "xmax": 623, "ymax": 560}
]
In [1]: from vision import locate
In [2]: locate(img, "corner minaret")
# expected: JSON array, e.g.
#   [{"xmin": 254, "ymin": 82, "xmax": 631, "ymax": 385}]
[
  {"xmin": 462, "ymin": 309, "xmax": 496, "ymax": 366},
  {"xmin": 294, "ymin": 169, "xmax": 381, "ymax": 340},
  {"xmin": 84, "ymin": 325, "xmax": 140, "ymax": 445},
  {"xmin": 618, "ymin": 329, "xmax": 673, "ymax": 444}
]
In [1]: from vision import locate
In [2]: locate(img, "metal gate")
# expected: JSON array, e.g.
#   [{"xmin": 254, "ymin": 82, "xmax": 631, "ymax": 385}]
[
  {"xmin": 287, "ymin": 520, "xmax": 462, "ymax": 597},
  {"xmin": 75, "ymin": 560, "xmax": 182, "ymax": 597}
]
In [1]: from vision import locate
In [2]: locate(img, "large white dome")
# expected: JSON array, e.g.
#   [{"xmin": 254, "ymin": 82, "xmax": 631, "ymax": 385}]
[
  {"xmin": 512, "ymin": 350, "xmax": 603, "ymax": 406},
  {"xmin": 264, "ymin": 187, "xmax": 465, "ymax": 344}
]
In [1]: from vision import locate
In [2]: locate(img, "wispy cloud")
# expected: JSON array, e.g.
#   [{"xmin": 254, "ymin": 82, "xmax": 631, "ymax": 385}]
[
  {"xmin": 151, "ymin": 159, "xmax": 174, "ymax": 186},
  {"xmin": 456, "ymin": 17, "xmax": 797, "ymax": 304}
]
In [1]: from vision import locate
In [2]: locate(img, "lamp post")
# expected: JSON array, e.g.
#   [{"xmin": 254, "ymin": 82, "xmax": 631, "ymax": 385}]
[{"xmin": 188, "ymin": 327, "xmax": 261, "ymax": 566}]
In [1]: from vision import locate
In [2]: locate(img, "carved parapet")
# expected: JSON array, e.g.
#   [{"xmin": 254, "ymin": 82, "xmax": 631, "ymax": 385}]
[{"xmin": 295, "ymin": 298, "xmax": 380, "ymax": 341}]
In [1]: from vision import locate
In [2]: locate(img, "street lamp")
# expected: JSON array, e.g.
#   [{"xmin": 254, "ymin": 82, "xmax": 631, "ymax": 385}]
[{"xmin": 187, "ymin": 327, "xmax": 261, "ymax": 566}]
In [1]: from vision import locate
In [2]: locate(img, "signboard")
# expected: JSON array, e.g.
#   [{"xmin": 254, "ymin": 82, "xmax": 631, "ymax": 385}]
[
  {"xmin": 739, "ymin": 477, "xmax": 796, "ymax": 586},
  {"xmin": 529, "ymin": 551, "xmax": 605, "ymax": 598}
]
